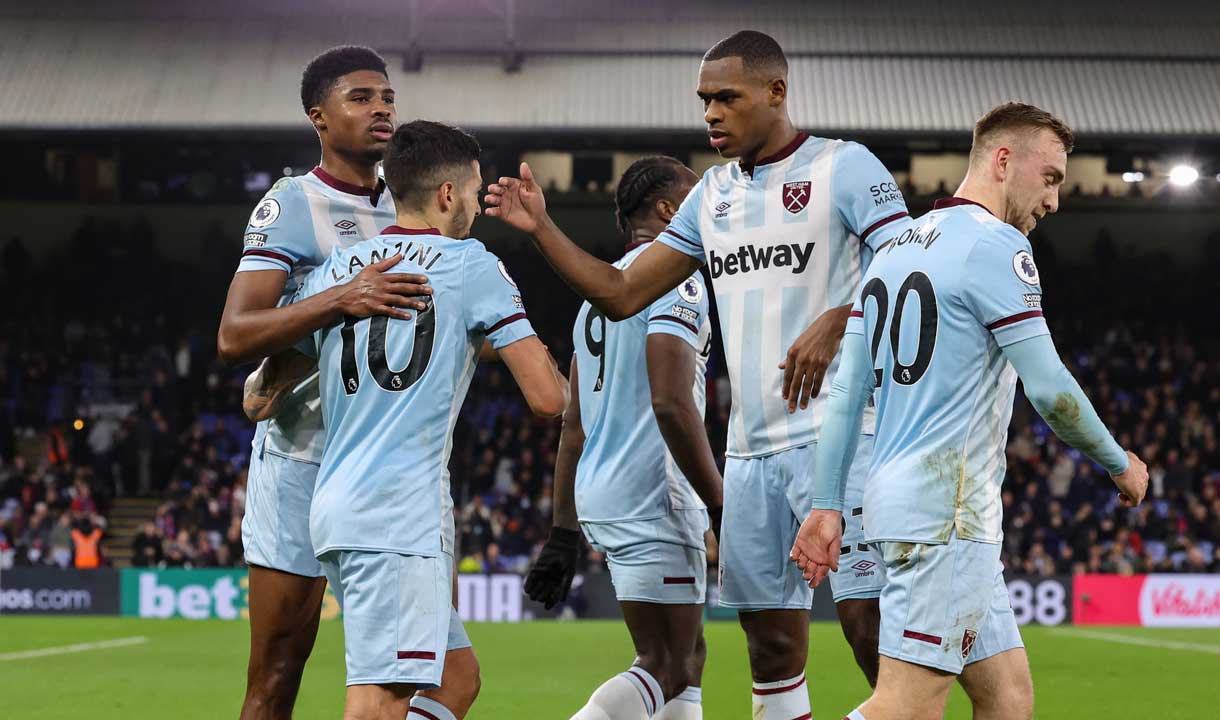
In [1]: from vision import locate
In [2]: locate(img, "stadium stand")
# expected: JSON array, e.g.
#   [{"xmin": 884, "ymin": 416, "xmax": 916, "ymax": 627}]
[
  {"xmin": 0, "ymin": 0, "xmax": 1216, "ymax": 592},
  {"xmin": 2, "ymin": 217, "xmax": 1218, "ymax": 576},
  {"xmin": 1, "ymin": 1, "xmax": 1218, "ymax": 135}
]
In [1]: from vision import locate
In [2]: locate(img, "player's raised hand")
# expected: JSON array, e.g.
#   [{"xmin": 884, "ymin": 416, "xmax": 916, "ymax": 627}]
[
  {"xmin": 524, "ymin": 526, "xmax": 581, "ymax": 609},
  {"xmin": 484, "ymin": 162, "xmax": 548, "ymax": 234},
  {"xmin": 778, "ymin": 305, "xmax": 850, "ymax": 413},
  {"xmin": 789, "ymin": 509, "xmax": 843, "ymax": 589},
  {"xmin": 1112, "ymin": 450, "xmax": 1149, "ymax": 507},
  {"xmin": 333, "ymin": 253, "xmax": 432, "ymax": 321}
]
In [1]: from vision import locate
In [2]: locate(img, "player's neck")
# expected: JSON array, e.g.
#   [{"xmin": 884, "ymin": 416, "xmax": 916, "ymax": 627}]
[
  {"xmin": 394, "ymin": 210, "xmax": 445, "ymax": 235},
  {"xmin": 318, "ymin": 148, "xmax": 380, "ymax": 191},
  {"xmin": 741, "ymin": 119, "xmax": 799, "ymax": 173},
  {"xmin": 953, "ymin": 175, "xmax": 1004, "ymax": 219},
  {"xmin": 625, "ymin": 227, "xmax": 660, "ymax": 251},
  {"xmin": 634, "ymin": 228, "xmax": 663, "ymax": 245}
]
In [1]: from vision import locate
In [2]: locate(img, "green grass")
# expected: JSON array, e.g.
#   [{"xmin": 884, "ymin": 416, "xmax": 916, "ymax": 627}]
[{"xmin": 1, "ymin": 617, "xmax": 1218, "ymax": 718}]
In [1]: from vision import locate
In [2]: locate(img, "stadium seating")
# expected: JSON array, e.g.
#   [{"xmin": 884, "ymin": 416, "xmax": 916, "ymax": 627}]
[{"xmin": 2, "ymin": 220, "xmax": 1217, "ymax": 577}]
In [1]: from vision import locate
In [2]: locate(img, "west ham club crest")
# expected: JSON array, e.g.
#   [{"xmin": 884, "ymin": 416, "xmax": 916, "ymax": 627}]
[
  {"xmin": 783, "ymin": 181, "xmax": 810, "ymax": 214},
  {"xmin": 961, "ymin": 628, "xmax": 978, "ymax": 658}
]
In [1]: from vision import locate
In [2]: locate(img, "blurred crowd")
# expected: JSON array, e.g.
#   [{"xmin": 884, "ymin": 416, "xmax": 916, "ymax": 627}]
[{"xmin": 1, "ymin": 221, "xmax": 1219, "ymax": 576}]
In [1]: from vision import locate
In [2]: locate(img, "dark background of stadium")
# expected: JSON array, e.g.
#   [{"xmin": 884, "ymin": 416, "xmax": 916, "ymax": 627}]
[{"xmin": 2, "ymin": 0, "xmax": 1219, "ymax": 591}]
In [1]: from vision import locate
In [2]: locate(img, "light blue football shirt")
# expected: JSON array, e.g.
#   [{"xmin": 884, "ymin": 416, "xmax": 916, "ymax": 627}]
[
  {"xmin": 657, "ymin": 134, "xmax": 908, "ymax": 458},
  {"xmin": 572, "ymin": 243, "xmax": 713, "ymax": 523},
  {"xmin": 235, "ymin": 167, "xmax": 397, "ymax": 464},
  {"xmin": 293, "ymin": 226, "xmax": 536, "ymax": 557},
  {"xmin": 850, "ymin": 198, "xmax": 1050, "ymax": 544}
]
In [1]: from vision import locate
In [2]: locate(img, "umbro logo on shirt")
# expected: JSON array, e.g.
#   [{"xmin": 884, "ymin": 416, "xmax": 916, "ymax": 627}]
[
  {"xmin": 714, "ymin": 201, "xmax": 731, "ymax": 219},
  {"xmin": 334, "ymin": 219, "xmax": 359, "ymax": 237}
]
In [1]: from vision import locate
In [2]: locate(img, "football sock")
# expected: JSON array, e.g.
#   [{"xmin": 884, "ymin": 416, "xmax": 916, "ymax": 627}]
[
  {"xmin": 571, "ymin": 667, "xmax": 662, "ymax": 719},
  {"xmin": 845, "ymin": 709, "xmax": 868, "ymax": 720},
  {"xmin": 407, "ymin": 696, "xmax": 457, "ymax": 720},
  {"xmin": 654, "ymin": 686, "xmax": 702, "ymax": 719},
  {"xmin": 751, "ymin": 672, "xmax": 811, "ymax": 720}
]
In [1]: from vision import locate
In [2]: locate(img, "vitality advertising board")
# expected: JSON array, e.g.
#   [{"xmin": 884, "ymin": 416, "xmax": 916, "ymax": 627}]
[{"xmin": 1074, "ymin": 574, "xmax": 1220, "ymax": 627}]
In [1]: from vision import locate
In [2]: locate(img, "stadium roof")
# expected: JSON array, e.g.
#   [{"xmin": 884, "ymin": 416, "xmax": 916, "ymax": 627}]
[{"xmin": 1, "ymin": 0, "xmax": 1218, "ymax": 138}]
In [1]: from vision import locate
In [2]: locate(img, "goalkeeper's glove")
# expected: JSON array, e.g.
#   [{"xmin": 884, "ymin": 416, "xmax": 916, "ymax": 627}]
[{"xmin": 524, "ymin": 526, "xmax": 581, "ymax": 609}]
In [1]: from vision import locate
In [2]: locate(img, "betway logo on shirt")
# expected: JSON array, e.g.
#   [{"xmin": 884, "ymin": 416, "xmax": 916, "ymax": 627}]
[{"xmin": 708, "ymin": 242, "xmax": 815, "ymax": 278}]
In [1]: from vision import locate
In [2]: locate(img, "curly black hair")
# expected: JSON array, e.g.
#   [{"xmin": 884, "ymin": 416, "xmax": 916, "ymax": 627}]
[
  {"xmin": 613, "ymin": 156, "xmax": 688, "ymax": 236},
  {"xmin": 300, "ymin": 45, "xmax": 388, "ymax": 113}
]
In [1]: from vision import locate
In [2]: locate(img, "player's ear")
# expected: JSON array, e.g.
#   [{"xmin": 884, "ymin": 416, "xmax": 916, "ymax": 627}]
[
  {"xmin": 437, "ymin": 180, "xmax": 455, "ymax": 213},
  {"xmin": 308, "ymin": 106, "xmax": 326, "ymax": 133},
  {"xmin": 768, "ymin": 77, "xmax": 787, "ymax": 107},
  {"xmin": 994, "ymin": 146, "xmax": 1011, "ymax": 181},
  {"xmin": 656, "ymin": 197, "xmax": 679, "ymax": 223}
]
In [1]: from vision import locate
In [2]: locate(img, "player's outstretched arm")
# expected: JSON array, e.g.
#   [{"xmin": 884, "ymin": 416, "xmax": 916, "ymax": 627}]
[
  {"xmin": 498, "ymin": 335, "xmax": 569, "ymax": 418},
  {"xmin": 1002, "ymin": 334, "xmax": 1149, "ymax": 506},
  {"xmin": 646, "ymin": 333, "xmax": 725, "ymax": 540},
  {"xmin": 524, "ymin": 356, "xmax": 583, "ymax": 609},
  {"xmin": 217, "ymin": 255, "xmax": 431, "ymax": 366},
  {"xmin": 791, "ymin": 331, "xmax": 875, "ymax": 587},
  {"xmin": 484, "ymin": 162, "xmax": 701, "ymax": 320}
]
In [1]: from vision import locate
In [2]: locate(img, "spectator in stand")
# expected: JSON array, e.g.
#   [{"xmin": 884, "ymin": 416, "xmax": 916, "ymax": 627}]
[
  {"xmin": 131, "ymin": 521, "xmax": 163, "ymax": 567},
  {"xmin": 19, "ymin": 501, "xmax": 52, "ymax": 564},
  {"xmin": 71, "ymin": 517, "xmax": 103, "ymax": 569},
  {"xmin": 484, "ymin": 542, "xmax": 511, "ymax": 573}
]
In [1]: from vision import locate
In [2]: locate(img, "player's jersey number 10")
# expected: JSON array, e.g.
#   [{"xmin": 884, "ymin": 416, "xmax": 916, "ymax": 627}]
[{"xmin": 339, "ymin": 302, "xmax": 437, "ymax": 395}]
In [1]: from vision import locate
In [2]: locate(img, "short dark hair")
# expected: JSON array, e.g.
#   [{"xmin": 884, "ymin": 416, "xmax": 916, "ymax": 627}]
[
  {"xmin": 383, "ymin": 120, "xmax": 481, "ymax": 209},
  {"xmin": 703, "ymin": 30, "xmax": 788, "ymax": 78},
  {"xmin": 614, "ymin": 156, "xmax": 688, "ymax": 236},
  {"xmin": 300, "ymin": 46, "xmax": 388, "ymax": 113},
  {"xmin": 972, "ymin": 102, "xmax": 1075, "ymax": 159}
]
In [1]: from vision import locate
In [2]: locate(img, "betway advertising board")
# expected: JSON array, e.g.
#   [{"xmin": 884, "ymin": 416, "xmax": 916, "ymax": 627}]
[
  {"xmin": 1074, "ymin": 573, "xmax": 1220, "ymax": 627},
  {"xmin": 121, "ymin": 569, "xmax": 252, "ymax": 620},
  {"xmin": 120, "ymin": 568, "xmax": 529, "ymax": 622}
]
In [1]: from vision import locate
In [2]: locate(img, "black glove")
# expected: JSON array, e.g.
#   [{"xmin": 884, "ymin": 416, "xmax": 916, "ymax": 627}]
[
  {"xmin": 524, "ymin": 526, "xmax": 581, "ymax": 609},
  {"xmin": 708, "ymin": 505, "xmax": 723, "ymax": 545}
]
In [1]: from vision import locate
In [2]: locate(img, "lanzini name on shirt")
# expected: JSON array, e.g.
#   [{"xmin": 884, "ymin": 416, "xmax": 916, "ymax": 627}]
[{"xmin": 329, "ymin": 239, "xmax": 446, "ymax": 282}]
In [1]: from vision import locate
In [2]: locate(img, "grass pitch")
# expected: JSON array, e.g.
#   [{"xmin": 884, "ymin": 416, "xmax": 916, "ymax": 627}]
[{"xmin": 1, "ymin": 617, "xmax": 1217, "ymax": 718}]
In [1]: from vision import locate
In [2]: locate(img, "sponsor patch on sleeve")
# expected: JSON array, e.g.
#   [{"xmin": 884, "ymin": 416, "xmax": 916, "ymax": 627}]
[
  {"xmin": 1012, "ymin": 250, "xmax": 1040, "ymax": 285},
  {"xmin": 670, "ymin": 305, "xmax": 699, "ymax": 324},
  {"xmin": 678, "ymin": 277, "xmax": 703, "ymax": 304},
  {"xmin": 498, "ymin": 260, "xmax": 518, "ymax": 288},
  {"xmin": 512, "ymin": 294, "xmax": 523, "ymax": 309},
  {"xmin": 1023, "ymin": 293, "xmax": 1042, "ymax": 308},
  {"xmin": 249, "ymin": 198, "xmax": 281, "ymax": 229},
  {"xmin": 244, "ymin": 232, "xmax": 268, "ymax": 247}
]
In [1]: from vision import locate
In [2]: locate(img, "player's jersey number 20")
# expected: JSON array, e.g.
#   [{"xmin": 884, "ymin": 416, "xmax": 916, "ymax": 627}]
[{"xmin": 862, "ymin": 272, "xmax": 939, "ymax": 388}]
